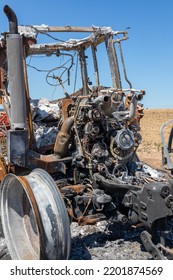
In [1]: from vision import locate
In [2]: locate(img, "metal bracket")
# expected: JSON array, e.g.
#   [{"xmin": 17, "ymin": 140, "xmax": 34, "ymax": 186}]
[{"xmin": 141, "ymin": 231, "xmax": 169, "ymax": 260}]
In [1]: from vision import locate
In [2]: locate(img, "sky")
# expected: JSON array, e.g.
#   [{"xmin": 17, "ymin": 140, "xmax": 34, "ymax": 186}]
[{"xmin": 0, "ymin": 0, "xmax": 173, "ymax": 108}]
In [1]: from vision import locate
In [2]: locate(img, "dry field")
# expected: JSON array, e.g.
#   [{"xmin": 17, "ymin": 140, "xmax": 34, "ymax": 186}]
[{"xmin": 137, "ymin": 109, "xmax": 173, "ymax": 169}]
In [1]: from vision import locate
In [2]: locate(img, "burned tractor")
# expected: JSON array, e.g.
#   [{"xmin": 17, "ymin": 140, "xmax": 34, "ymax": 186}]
[{"xmin": 0, "ymin": 4, "xmax": 173, "ymax": 260}]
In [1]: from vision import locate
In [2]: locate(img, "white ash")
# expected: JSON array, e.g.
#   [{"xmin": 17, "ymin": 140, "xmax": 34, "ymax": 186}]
[
  {"xmin": 30, "ymin": 97, "xmax": 61, "ymax": 149},
  {"xmin": 30, "ymin": 97, "xmax": 61, "ymax": 122},
  {"xmin": 69, "ymin": 221, "xmax": 151, "ymax": 260}
]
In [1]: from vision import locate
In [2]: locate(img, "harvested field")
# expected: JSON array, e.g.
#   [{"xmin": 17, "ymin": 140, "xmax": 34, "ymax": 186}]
[{"xmin": 137, "ymin": 108, "xmax": 173, "ymax": 169}]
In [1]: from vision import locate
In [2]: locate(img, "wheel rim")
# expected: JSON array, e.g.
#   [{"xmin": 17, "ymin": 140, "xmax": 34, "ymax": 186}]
[{"xmin": 0, "ymin": 169, "xmax": 71, "ymax": 260}]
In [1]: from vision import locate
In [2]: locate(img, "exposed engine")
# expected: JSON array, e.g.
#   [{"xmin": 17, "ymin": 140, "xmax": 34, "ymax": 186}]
[{"xmin": 50, "ymin": 88, "xmax": 168, "ymax": 230}]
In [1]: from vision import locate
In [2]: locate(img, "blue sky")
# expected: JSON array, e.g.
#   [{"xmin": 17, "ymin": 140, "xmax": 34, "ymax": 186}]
[{"xmin": 0, "ymin": 0, "xmax": 173, "ymax": 108}]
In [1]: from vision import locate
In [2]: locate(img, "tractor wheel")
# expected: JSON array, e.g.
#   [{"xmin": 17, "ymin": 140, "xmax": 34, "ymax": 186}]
[{"xmin": 0, "ymin": 168, "xmax": 71, "ymax": 260}]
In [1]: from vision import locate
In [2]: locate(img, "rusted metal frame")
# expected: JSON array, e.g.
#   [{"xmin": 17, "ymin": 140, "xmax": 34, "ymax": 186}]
[
  {"xmin": 54, "ymin": 116, "xmax": 74, "ymax": 157},
  {"xmin": 22, "ymin": 26, "xmax": 129, "ymax": 55},
  {"xmin": 61, "ymin": 98, "xmax": 74, "ymax": 121},
  {"xmin": 78, "ymin": 47, "xmax": 89, "ymax": 96},
  {"xmin": 113, "ymin": 32, "xmax": 128, "ymax": 44},
  {"xmin": 117, "ymin": 41, "xmax": 132, "ymax": 89},
  {"xmin": 27, "ymin": 35, "xmax": 106, "ymax": 56},
  {"xmin": 31, "ymin": 25, "xmax": 128, "ymax": 37},
  {"xmin": 33, "ymin": 26, "xmax": 99, "ymax": 33},
  {"xmin": 91, "ymin": 45, "xmax": 100, "ymax": 86},
  {"xmin": 27, "ymin": 151, "xmax": 72, "ymax": 173},
  {"xmin": 105, "ymin": 34, "xmax": 122, "ymax": 89}
]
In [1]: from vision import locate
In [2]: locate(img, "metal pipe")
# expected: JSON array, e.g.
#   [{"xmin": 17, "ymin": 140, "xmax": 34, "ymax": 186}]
[
  {"xmin": 4, "ymin": 5, "xmax": 18, "ymax": 34},
  {"xmin": 105, "ymin": 35, "xmax": 122, "ymax": 89},
  {"xmin": 54, "ymin": 116, "xmax": 74, "ymax": 157},
  {"xmin": 78, "ymin": 48, "xmax": 89, "ymax": 96},
  {"xmin": 93, "ymin": 95, "xmax": 111, "ymax": 116},
  {"xmin": 128, "ymin": 94, "xmax": 138, "ymax": 122},
  {"xmin": 91, "ymin": 45, "xmax": 100, "ymax": 86},
  {"xmin": 128, "ymin": 93, "xmax": 144, "ymax": 122},
  {"xmin": 118, "ymin": 41, "xmax": 132, "ymax": 89},
  {"xmin": 4, "ymin": 6, "xmax": 27, "ymax": 130}
]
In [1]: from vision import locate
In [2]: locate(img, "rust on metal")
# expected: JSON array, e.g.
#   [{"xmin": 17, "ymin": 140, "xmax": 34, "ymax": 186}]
[
  {"xmin": 60, "ymin": 184, "xmax": 86, "ymax": 194},
  {"xmin": 61, "ymin": 98, "xmax": 74, "ymax": 121},
  {"xmin": 54, "ymin": 116, "xmax": 74, "ymax": 157},
  {"xmin": 18, "ymin": 176, "xmax": 43, "ymax": 257},
  {"xmin": 0, "ymin": 158, "xmax": 7, "ymax": 181},
  {"xmin": 78, "ymin": 214, "xmax": 105, "ymax": 226}
]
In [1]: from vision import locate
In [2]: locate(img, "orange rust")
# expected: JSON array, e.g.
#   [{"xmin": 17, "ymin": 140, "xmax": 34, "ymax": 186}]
[
  {"xmin": 54, "ymin": 116, "xmax": 74, "ymax": 157},
  {"xmin": 18, "ymin": 176, "xmax": 43, "ymax": 258},
  {"xmin": 124, "ymin": 92, "xmax": 133, "ymax": 108},
  {"xmin": 67, "ymin": 207, "xmax": 74, "ymax": 219},
  {"xmin": 78, "ymin": 214, "xmax": 102, "ymax": 226},
  {"xmin": 125, "ymin": 93, "xmax": 144, "ymax": 125},
  {"xmin": 61, "ymin": 98, "xmax": 73, "ymax": 121},
  {"xmin": 0, "ymin": 112, "xmax": 10, "ymax": 130},
  {"xmin": 60, "ymin": 184, "xmax": 86, "ymax": 193},
  {"xmin": 136, "ymin": 105, "xmax": 144, "ymax": 121},
  {"xmin": 28, "ymin": 153, "xmax": 69, "ymax": 173},
  {"xmin": 23, "ymin": 57, "xmax": 34, "ymax": 149},
  {"xmin": 0, "ymin": 67, "xmax": 6, "ymax": 93},
  {"xmin": 0, "ymin": 158, "xmax": 7, "ymax": 181}
]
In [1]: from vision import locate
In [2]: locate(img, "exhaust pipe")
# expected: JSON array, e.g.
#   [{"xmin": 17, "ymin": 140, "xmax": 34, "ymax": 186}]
[
  {"xmin": 4, "ymin": 5, "xmax": 18, "ymax": 34},
  {"xmin": 4, "ymin": 5, "xmax": 28, "ymax": 166},
  {"xmin": 93, "ymin": 95, "xmax": 112, "ymax": 116},
  {"xmin": 4, "ymin": 5, "xmax": 27, "ymax": 130}
]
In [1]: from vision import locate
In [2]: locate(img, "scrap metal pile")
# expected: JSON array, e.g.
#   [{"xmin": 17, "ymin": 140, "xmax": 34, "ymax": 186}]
[{"xmin": 0, "ymin": 4, "xmax": 173, "ymax": 260}]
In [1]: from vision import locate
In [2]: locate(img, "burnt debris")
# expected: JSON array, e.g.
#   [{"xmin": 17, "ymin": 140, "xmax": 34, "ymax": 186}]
[{"xmin": 0, "ymin": 4, "xmax": 173, "ymax": 260}]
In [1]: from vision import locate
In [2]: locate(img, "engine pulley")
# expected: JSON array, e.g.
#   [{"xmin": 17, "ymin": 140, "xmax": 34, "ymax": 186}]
[
  {"xmin": 84, "ymin": 122, "xmax": 101, "ymax": 138},
  {"xmin": 115, "ymin": 128, "xmax": 134, "ymax": 150}
]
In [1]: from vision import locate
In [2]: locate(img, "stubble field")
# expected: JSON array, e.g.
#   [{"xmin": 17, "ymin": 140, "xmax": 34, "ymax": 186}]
[{"xmin": 137, "ymin": 108, "xmax": 173, "ymax": 169}]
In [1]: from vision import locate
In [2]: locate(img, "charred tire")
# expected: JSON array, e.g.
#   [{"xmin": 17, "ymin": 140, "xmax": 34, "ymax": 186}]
[{"xmin": 0, "ymin": 169, "xmax": 71, "ymax": 260}]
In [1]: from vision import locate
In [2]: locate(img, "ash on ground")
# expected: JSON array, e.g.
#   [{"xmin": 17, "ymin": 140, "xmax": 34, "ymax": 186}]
[
  {"xmin": 69, "ymin": 221, "xmax": 151, "ymax": 260},
  {"xmin": 0, "ymin": 220, "xmax": 151, "ymax": 260}
]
